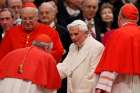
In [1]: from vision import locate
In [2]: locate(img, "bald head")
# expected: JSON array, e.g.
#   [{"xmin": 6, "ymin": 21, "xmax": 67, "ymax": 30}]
[
  {"xmin": 7, "ymin": 0, "xmax": 22, "ymax": 19},
  {"xmin": 21, "ymin": 7, "xmax": 38, "ymax": 31},
  {"xmin": 82, "ymin": 0, "xmax": 98, "ymax": 6},
  {"xmin": 8, "ymin": 0, "xmax": 22, "ymax": 7},
  {"xmin": 81, "ymin": 0, "xmax": 99, "ymax": 20}
]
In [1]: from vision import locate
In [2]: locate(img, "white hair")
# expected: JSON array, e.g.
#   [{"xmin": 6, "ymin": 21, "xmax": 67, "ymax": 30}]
[
  {"xmin": 39, "ymin": 1, "xmax": 58, "ymax": 13},
  {"xmin": 67, "ymin": 20, "xmax": 88, "ymax": 32},
  {"xmin": 32, "ymin": 41, "xmax": 53, "ymax": 51},
  {"xmin": 7, "ymin": 0, "xmax": 22, "ymax": 7}
]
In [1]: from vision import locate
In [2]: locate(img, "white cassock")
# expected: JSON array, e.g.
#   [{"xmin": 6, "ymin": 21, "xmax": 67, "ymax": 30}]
[{"xmin": 0, "ymin": 78, "xmax": 57, "ymax": 93}]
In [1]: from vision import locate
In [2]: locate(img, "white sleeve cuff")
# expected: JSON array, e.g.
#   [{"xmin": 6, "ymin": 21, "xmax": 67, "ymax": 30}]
[{"xmin": 96, "ymin": 71, "xmax": 118, "ymax": 92}]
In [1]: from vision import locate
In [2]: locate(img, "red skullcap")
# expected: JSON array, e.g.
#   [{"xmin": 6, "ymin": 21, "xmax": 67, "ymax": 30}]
[
  {"xmin": 121, "ymin": 3, "xmax": 138, "ymax": 20},
  {"xmin": 23, "ymin": 2, "xmax": 36, "ymax": 8},
  {"xmin": 34, "ymin": 34, "xmax": 52, "ymax": 43}
]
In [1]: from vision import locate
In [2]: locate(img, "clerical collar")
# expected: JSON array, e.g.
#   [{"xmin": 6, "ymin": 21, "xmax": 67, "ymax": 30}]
[
  {"xmin": 77, "ymin": 35, "xmax": 88, "ymax": 49},
  {"xmin": 14, "ymin": 18, "xmax": 22, "ymax": 25},
  {"xmin": 2, "ymin": 32, "xmax": 5, "ymax": 38},
  {"xmin": 122, "ymin": 22, "xmax": 136, "ymax": 27},
  {"xmin": 49, "ymin": 21, "xmax": 55, "ymax": 28},
  {"xmin": 85, "ymin": 18, "xmax": 95, "ymax": 25},
  {"xmin": 65, "ymin": 5, "xmax": 80, "ymax": 17}
]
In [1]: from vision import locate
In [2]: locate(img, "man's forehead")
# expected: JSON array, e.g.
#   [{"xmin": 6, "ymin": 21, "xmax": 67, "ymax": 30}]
[
  {"xmin": 0, "ymin": 11, "xmax": 11, "ymax": 16},
  {"xmin": 69, "ymin": 26, "xmax": 80, "ymax": 33},
  {"xmin": 8, "ymin": 0, "xmax": 22, "ymax": 6},
  {"xmin": 83, "ymin": 0, "xmax": 98, "ymax": 6},
  {"xmin": 39, "ymin": 3, "xmax": 56, "ymax": 13},
  {"xmin": 21, "ymin": 8, "xmax": 37, "ymax": 15},
  {"xmin": 9, "ymin": 0, "xmax": 22, "ymax": 3},
  {"xmin": 0, "ymin": 14, "xmax": 12, "ymax": 19},
  {"xmin": 39, "ymin": 6, "xmax": 50, "ymax": 12}
]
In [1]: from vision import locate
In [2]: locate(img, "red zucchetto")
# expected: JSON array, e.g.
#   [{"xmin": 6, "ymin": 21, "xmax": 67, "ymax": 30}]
[{"xmin": 121, "ymin": 3, "xmax": 138, "ymax": 20}]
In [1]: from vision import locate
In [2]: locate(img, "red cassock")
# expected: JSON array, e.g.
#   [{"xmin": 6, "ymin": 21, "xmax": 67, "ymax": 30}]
[
  {"xmin": 0, "ymin": 23, "xmax": 64, "ymax": 63},
  {"xmin": 95, "ymin": 23, "xmax": 140, "ymax": 75},
  {"xmin": 0, "ymin": 46, "xmax": 61, "ymax": 89}
]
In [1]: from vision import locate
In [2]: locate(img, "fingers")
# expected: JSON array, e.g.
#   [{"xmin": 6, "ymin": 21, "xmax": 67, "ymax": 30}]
[{"xmin": 95, "ymin": 89, "xmax": 102, "ymax": 93}]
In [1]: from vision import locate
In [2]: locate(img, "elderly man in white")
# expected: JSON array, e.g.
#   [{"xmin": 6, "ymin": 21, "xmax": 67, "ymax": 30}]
[{"xmin": 57, "ymin": 20, "xmax": 104, "ymax": 93}]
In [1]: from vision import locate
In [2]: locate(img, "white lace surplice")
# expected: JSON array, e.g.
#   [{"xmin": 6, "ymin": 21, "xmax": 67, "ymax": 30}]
[{"xmin": 0, "ymin": 78, "xmax": 57, "ymax": 93}]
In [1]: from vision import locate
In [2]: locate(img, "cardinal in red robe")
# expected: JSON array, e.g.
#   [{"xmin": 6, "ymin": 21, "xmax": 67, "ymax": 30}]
[
  {"xmin": 0, "ymin": 3, "xmax": 64, "ymax": 63},
  {"xmin": 0, "ymin": 34, "xmax": 61, "ymax": 93},
  {"xmin": 95, "ymin": 3, "xmax": 140, "ymax": 93}
]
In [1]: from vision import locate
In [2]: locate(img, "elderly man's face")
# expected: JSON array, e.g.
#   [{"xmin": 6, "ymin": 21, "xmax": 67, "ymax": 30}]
[
  {"xmin": 0, "ymin": 10, "xmax": 13, "ymax": 31},
  {"xmin": 39, "ymin": 6, "xmax": 56, "ymax": 24},
  {"xmin": 21, "ymin": 8, "xmax": 38, "ymax": 31},
  {"xmin": 69, "ymin": 26, "xmax": 87, "ymax": 47},
  {"xmin": 82, "ymin": 0, "xmax": 98, "ymax": 20},
  {"xmin": 9, "ymin": 0, "xmax": 22, "ymax": 17}
]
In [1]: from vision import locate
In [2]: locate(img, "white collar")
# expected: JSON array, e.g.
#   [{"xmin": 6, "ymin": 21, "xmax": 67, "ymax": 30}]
[
  {"xmin": 49, "ymin": 21, "xmax": 55, "ymax": 28},
  {"xmin": 85, "ymin": 18, "xmax": 95, "ymax": 25},
  {"xmin": 66, "ymin": 5, "xmax": 80, "ymax": 17}
]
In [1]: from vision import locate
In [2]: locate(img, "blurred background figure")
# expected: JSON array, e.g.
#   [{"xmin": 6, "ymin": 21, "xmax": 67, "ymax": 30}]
[
  {"xmin": 0, "ymin": 34, "xmax": 61, "ymax": 93},
  {"xmin": 39, "ymin": 2, "xmax": 72, "ymax": 93},
  {"xmin": 39, "ymin": 1, "xmax": 72, "ymax": 60},
  {"xmin": 99, "ymin": 2, "xmax": 117, "ymax": 45},
  {"xmin": 34, "ymin": 0, "xmax": 57, "ymax": 7},
  {"xmin": 81, "ymin": 0, "xmax": 102, "ymax": 41},
  {"xmin": 57, "ymin": 0, "xmax": 83, "ymax": 27},
  {"xmin": 0, "ymin": 0, "xmax": 5, "ymax": 8},
  {"xmin": 99, "ymin": 3, "xmax": 116, "ymax": 32},
  {"xmin": 95, "ymin": 3, "xmax": 140, "ymax": 93},
  {"xmin": 7, "ymin": 0, "xmax": 23, "ymax": 24},
  {"xmin": 0, "ymin": 3, "xmax": 64, "ymax": 63},
  {"xmin": 0, "ymin": 8, "xmax": 14, "ymax": 40},
  {"xmin": 0, "ymin": 0, "xmax": 11, "ymax": 41}
]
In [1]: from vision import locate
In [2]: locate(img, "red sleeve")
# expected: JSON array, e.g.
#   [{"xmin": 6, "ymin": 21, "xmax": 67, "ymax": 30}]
[{"xmin": 45, "ymin": 26, "xmax": 64, "ymax": 63}]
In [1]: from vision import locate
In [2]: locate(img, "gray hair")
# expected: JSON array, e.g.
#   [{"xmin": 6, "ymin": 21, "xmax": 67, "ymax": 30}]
[
  {"xmin": 32, "ymin": 41, "xmax": 53, "ymax": 51},
  {"xmin": 0, "ymin": 8, "xmax": 14, "ymax": 18},
  {"xmin": 7, "ymin": 0, "xmax": 22, "ymax": 7},
  {"xmin": 82, "ymin": 0, "xmax": 99, "ymax": 6},
  {"xmin": 39, "ymin": 1, "xmax": 58, "ymax": 13},
  {"xmin": 67, "ymin": 20, "xmax": 88, "ymax": 32}
]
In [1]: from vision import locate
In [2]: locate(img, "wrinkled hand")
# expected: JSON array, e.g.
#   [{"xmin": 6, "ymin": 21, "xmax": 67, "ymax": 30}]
[{"xmin": 95, "ymin": 88, "xmax": 110, "ymax": 93}]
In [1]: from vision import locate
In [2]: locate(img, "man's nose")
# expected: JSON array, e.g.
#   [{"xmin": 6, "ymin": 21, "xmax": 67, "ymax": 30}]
[
  {"xmin": 3, "ymin": 19, "xmax": 8, "ymax": 24},
  {"xmin": 25, "ymin": 19, "xmax": 31, "ymax": 24}
]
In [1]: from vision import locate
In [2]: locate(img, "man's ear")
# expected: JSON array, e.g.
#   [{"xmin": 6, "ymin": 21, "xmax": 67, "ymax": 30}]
[
  {"xmin": 35, "ymin": 16, "xmax": 39, "ymax": 21},
  {"xmin": 136, "ymin": 15, "xmax": 139, "ymax": 23}
]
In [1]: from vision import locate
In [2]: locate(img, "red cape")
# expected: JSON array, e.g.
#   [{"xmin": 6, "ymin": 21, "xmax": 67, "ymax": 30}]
[
  {"xmin": 101, "ymin": 30, "xmax": 115, "ymax": 46},
  {"xmin": 95, "ymin": 23, "xmax": 140, "ymax": 75},
  {"xmin": 0, "ymin": 46, "xmax": 61, "ymax": 89},
  {"xmin": 0, "ymin": 23, "xmax": 64, "ymax": 63}
]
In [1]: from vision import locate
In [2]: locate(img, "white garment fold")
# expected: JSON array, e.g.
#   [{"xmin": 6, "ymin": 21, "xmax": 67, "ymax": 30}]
[{"xmin": 0, "ymin": 78, "xmax": 57, "ymax": 93}]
